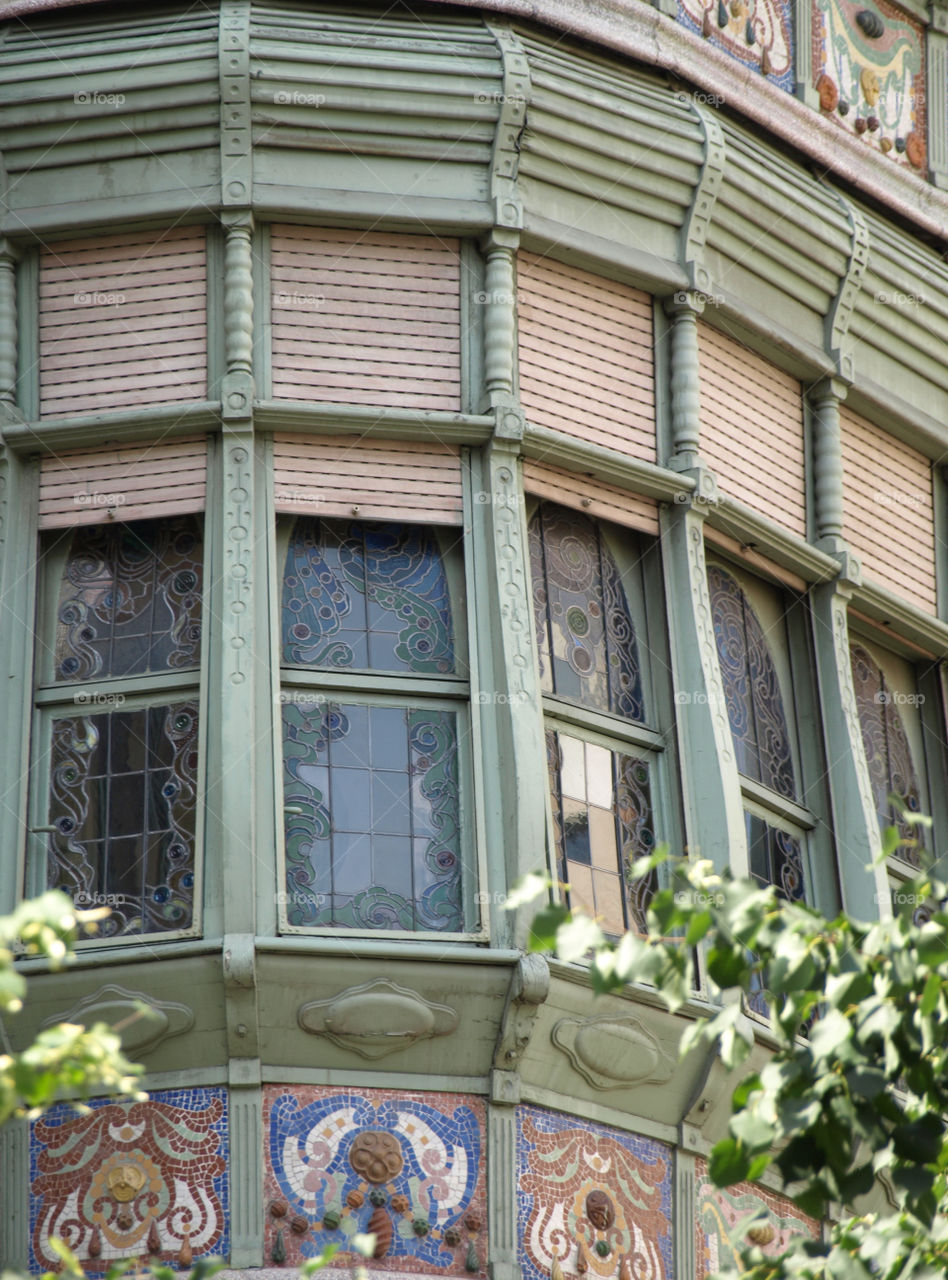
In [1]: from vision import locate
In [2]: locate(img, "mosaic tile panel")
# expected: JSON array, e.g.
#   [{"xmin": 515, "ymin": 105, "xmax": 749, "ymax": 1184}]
[
  {"xmin": 263, "ymin": 1087, "xmax": 487, "ymax": 1273},
  {"xmin": 516, "ymin": 1105, "xmax": 673, "ymax": 1280},
  {"xmin": 812, "ymin": 0, "xmax": 926, "ymax": 168},
  {"xmin": 678, "ymin": 0, "xmax": 794, "ymax": 92},
  {"xmin": 29, "ymin": 1087, "xmax": 229, "ymax": 1272},
  {"xmin": 695, "ymin": 1157, "xmax": 819, "ymax": 1275}
]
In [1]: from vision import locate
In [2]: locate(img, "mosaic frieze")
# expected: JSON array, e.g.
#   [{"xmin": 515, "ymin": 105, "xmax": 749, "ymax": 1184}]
[
  {"xmin": 695, "ymin": 1158, "xmax": 819, "ymax": 1275},
  {"xmin": 813, "ymin": 0, "xmax": 925, "ymax": 167},
  {"xmin": 516, "ymin": 1106, "xmax": 673, "ymax": 1280},
  {"xmin": 29, "ymin": 1087, "xmax": 229, "ymax": 1273},
  {"xmin": 264, "ymin": 1087, "xmax": 487, "ymax": 1272},
  {"xmin": 678, "ymin": 0, "xmax": 794, "ymax": 91}
]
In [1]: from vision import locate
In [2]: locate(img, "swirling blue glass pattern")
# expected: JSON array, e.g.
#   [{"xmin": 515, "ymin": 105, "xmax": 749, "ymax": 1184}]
[
  {"xmin": 529, "ymin": 503, "xmax": 644, "ymax": 721},
  {"xmin": 54, "ymin": 518, "xmax": 202, "ymax": 681},
  {"xmin": 282, "ymin": 699, "xmax": 462, "ymax": 931},
  {"xmin": 708, "ymin": 565, "xmax": 796, "ymax": 799},
  {"xmin": 282, "ymin": 519, "xmax": 455, "ymax": 674}
]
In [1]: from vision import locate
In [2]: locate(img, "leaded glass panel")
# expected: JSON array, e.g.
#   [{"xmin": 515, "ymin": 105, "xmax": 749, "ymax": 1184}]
[
  {"xmin": 282, "ymin": 700, "xmax": 462, "ymax": 931},
  {"xmin": 529, "ymin": 504, "xmax": 644, "ymax": 721},
  {"xmin": 282, "ymin": 520, "xmax": 455, "ymax": 674},
  {"xmin": 54, "ymin": 518, "xmax": 202, "ymax": 681},
  {"xmin": 744, "ymin": 810, "xmax": 805, "ymax": 902},
  {"xmin": 850, "ymin": 643, "xmax": 922, "ymax": 861},
  {"xmin": 708, "ymin": 565, "xmax": 796, "ymax": 800},
  {"xmin": 546, "ymin": 729, "xmax": 654, "ymax": 935},
  {"xmin": 46, "ymin": 702, "xmax": 199, "ymax": 936}
]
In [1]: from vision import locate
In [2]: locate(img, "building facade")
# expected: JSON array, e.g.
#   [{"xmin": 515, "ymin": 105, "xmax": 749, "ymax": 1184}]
[{"xmin": 1, "ymin": 0, "xmax": 947, "ymax": 1274}]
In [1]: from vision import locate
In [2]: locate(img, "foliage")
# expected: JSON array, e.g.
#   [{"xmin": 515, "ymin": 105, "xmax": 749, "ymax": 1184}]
[
  {"xmin": 515, "ymin": 820, "xmax": 948, "ymax": 1279},
  {"xmin": 0, "ymin": 891, "xmax": 144, "ymax": 1127}
]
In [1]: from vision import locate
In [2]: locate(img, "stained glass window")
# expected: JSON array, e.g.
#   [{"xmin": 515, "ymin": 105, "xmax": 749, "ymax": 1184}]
[
  {"xmin": 546, "ymin": 730, "xmax": 654, "ymax": 936},
  {"xmin": 850, "ymin": 643, "xmax": 923, "ymax": 862},
  {"xmin": 55, "ymin": 518, "xmax": 202, "ymax": 681},
  {"xmin": 46, "ymin": 702, "xmax": 199, "ymax": 937},
  {"xmin": 708, "ymin": 564, "xmax": 797, "ymax": 800},
  {"xmin": 529, "ymin": 503, "xmax": 644, "ymax": 721},
  {"xmin": 745, "ymin": 811, "xmax": 804, "ymax": 901},
  {"xmin": 282, "ymin": 520, "xmax": 455, "ymax": 674},
  {"xmin": 282, "ymin": 700, "xmax": 461, "ymax": 931}
]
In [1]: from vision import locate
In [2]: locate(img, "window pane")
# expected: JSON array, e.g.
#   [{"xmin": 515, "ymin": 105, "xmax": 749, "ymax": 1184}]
[
  {"xmin": 282, "ymin": 701, "xmax": 462, "ymax": 931},
  {"xmin": 55, "ymin": 518, "xmax": 202, "ymax": 681},
  {"xmin": 546, "ymin": 730, "xmax": 654, "ymax": 935},
  {"xmin": 47, "ymin": 702, "xmax": 198, "ymax": 936},
  {"xmin": 529, "ymin": 504, "xmax": 644, "ymax": 721},
  {"xmin": 281, "ymin": 520, "xmax": 455, "ymax": 674},
  {"xmin": 708, "ymin": 565, "xmax": 796, "ymax": 799},
  {"xmin": 850, "ymin": 643, "xmax": 923, "ymax": 859},
  {"xmin": 744, "ymin": 811, "xmax": 805, "ymax": 902}
]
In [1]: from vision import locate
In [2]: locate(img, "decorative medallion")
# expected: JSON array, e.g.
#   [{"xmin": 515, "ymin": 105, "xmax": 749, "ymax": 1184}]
[
  {"xmin": 517, "ymin": 1107, "xmax": 673, "ymax": 1280},
  {"xmin": 264, "ymin": 1087, "xmax": 487, "ymax": 1273},
  {"xmin": 43, "ymin": 985, "xmax": 194, "ymax": 1056},
  {"xmin": 297, "ymin": 979, "xmax": 459, "ymax": 1059},
  {"xmin": 812, "ymin": 0, "xmax": 925, "ymax": 166},
  {"xmin": 551, "ymin": 1014, "xmax": 674, "ymax": 1090},
  {"xmin": 29, "ymin": 1088, "xmax": 228, "ymax": 1272}
]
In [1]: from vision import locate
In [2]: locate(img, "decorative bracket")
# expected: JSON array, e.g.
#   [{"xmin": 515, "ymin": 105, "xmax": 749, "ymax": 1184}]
[
  {"xmin": 825, "ymin": 191, "xmax": 869, "ymax": 381},
  {"xmin": 680, "ymin": 102, "xmax": 726, "ymax": 297},
  {"xmin": 223, "ymin": 932, "xmax": 260, "ymax": 1058},
  {"xmin": 484, "ymin": 22, "xmax": 531, "ymax": 230},
  {"xmin": 219, "ymin": 0, "xmax": 253, "ymax": 209},
  {"xmin": 492, "ymin": 953, "xmax": 550, "ymax": 1073}
]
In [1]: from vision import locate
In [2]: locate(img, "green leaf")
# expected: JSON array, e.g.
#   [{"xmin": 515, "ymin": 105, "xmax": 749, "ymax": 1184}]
[
  {"xmin": 505, "ymin": 872, "xmax": 553, "ymax": 910},
  {"xmin": 555, "ymin": 914, "xmax": 605, "ymax": 963},
  {"xmin": 527, "ymin": 903, "xmax": 570, "ymax": 952},
  {"xmin": 709, "ymin": 1137, "xmax": 753, "ymax": 1186},
  {"xmin": 706, "ymin": 944, "xmax": 749, "ymax": 990}
]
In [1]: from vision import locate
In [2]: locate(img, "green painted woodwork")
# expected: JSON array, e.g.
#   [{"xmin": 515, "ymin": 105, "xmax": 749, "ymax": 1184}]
[{"xmin": 659, "ymin": 489, "xmax": 748, "ymax": 873}]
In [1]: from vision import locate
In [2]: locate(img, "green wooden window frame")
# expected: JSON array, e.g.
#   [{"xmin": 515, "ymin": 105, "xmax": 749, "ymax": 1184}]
[
  {"xmin": 273, "ymin": 516, "xmax": 478, "ymax": 939},
  {"xmin": 27, "ymin": 518, "xmax": 207, "ymax": 946},
  {"xmin": 527, "ymin": 498, "xmax": 678, "ymax": 937}
]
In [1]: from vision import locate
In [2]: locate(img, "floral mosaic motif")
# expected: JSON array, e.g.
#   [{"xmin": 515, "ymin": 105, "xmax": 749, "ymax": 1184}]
[
  {"xmin": 47, "ymin": 701, "xmax": 199, "ymax": 936},
  {"xmin": 282, "ymin": 519, "xmax": 455, "ymax": 674},
  {"xmin": 850, "ymin": 643, "xmax": 922, "ymax": 858},
  {"xmin": 546, "ymin": 731, "xmax": 656, "ymax": 937},
  {"xmin": 264, "ymin": 1087, "xmax": 487, "ymax": 1273},
  {"xmin": 55, "ymin": 518, "xmax": 202, "ymax": 682},
  {"xmin": 678, "ymin": 0, "xmax": 794, "ymax": 89},
  {"xmin": 812, "ymin": 0, "xmax": 925, "ymax": 166},
  {"xmin": 695, "ymin": 1159, "xmax": 818, "ymax": 1276},
  {"xmin": 282, "ymin": 700, "xmax": 462, "ymax": 931},
  {"xmin": 529, "ymin": 504, "xmax": 644, "ymax": 723},
  {"xmin": 29, "ymin": 1088, "xmax": 228, "ymax": 1273},
  {"xmin": 708, "ymin": 566, "xmax": 797, "ymax": 801},
  {"xmin": 516, "ymin": 1106, "xmax": 673, "ymax": 1280}
]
